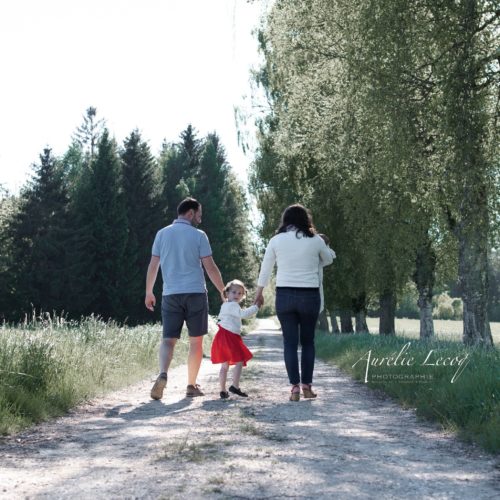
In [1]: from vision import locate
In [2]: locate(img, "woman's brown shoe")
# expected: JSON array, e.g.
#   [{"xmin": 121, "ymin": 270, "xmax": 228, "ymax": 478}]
[
  {"xmin": 302, "ymin": 384, "xmax": 317, "ymax": 399},
  {"xmin": 289, "ymin": 384, "xmax": 300, "ymax": 402}
]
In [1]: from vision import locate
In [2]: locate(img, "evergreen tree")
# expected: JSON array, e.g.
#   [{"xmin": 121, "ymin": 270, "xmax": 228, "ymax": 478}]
[
  {"xmin": 7, "ymin": 149, "xmax": 69, "ymax": 317},
  {"xmin": 194, "ymin": 134, "xmax": 257, "ymax": 310},
  {"xmin": 72, "ymin": 106, "xmax": 105, "ymax": 161},
  {"xmin": 0, "ymin": 187, "xmax": 18, "ymax": 321},
  {"xmin": 66, "ymin": 130, "xmax": 128, "ymax": 320},
  {"xmin": 120, "ymin": 130, "xmax": 163, "ymax": 323},
  {"xmin": 159, "ymin": 124, "xmax": 202, "ymax": 223}
]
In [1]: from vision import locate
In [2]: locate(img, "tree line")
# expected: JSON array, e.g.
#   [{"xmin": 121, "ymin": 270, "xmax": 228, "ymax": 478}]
[
  {"xmin": 249, "ymin": 0, "xmax": 499, "ymax": 345},
  {"xmin": 0, "ymin": 108, "xmax": 257, "ymax": 324}
]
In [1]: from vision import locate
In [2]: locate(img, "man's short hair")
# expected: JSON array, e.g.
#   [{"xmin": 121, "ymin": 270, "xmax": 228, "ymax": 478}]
[{"xmin": 177, "ymin": 197, "xmax": 200, "ymax": 215}]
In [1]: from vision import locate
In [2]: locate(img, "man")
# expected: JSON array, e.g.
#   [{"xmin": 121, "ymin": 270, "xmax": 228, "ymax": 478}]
[{"xmin": 145, "ymin": 197, "xmax": 225, "ymax": 399}]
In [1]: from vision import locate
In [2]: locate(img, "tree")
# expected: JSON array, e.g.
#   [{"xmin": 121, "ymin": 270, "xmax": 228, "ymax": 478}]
[
  {"xmin": 120, "ymin": 130, "xmax": 163, "ymax": 323},
  {"xmin": 0, "ymin": 187, "xmax": 18, "ymax": 320},
  {"xmin": 72, "ymin": 106, "xmax": 105, "ymax": 161},
  {"xmin": 430, "ymin": 0, "xmax": 498, "ymax": 346},
  {"xmin": 66, "ymin": 130, "xmax": 128, "ymax": 320},
  {"xmin": 7, "ymin": 149, "xmax": 69, "ymax": 318},
  {"xmin": 159, "ymin": 124, "xmax": 202, "ymax": 223},
  {"xmin": 194, "ymin": 134, "xmax": 257, "ymax": 310}
]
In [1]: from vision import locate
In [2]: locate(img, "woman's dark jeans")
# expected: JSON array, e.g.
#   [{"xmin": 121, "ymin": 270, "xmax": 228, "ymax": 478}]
[{"xmin": 275, "ymin": 287, "xmax": 320, "ymax": 385}]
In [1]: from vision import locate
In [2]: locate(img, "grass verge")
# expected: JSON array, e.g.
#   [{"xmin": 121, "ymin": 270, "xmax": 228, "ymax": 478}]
[
  {"xmin": 0, "ymin": 313, "xmax": 216, "ymax": 435},
  {"xmin": 315, "ymin": 332, "xmax": 500, "ymax": 454}
]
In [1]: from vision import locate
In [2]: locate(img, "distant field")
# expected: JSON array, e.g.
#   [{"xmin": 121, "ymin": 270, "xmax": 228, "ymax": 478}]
[{"xmin": 363, "ymin": 317, "xmax": 500, "ymax": 344}]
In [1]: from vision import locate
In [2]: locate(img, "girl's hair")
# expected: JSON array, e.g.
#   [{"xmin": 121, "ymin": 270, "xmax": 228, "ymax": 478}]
[
  {"xmin": 318, "ymin": 233, "xmax": 330, "ymax": 245},
  {"xmin": 276, "ymin": 204, "xmax": 316, "ymax": 238},
  {"xmin": 223, "ymin": 279, "xmax": 247, "ymax": 299}
]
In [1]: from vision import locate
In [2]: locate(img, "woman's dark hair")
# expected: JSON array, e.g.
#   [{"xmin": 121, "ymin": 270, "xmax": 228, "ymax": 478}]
[
  {"xmin": 177, "ymin": 197, "xmax": 200, "ymax": 215},
  {"xmin": 276, "ymin": 204, "xmax": 316, "ymax": 238}
]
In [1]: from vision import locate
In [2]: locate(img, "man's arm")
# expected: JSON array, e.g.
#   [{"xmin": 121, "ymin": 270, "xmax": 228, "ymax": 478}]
[
  {"xmin": 201, "ymin": 256, "xmax": 225, "ymax": 301},
  {"xmin": 145, "ymin": 255, "xmax": 160, "ymax": 311}
]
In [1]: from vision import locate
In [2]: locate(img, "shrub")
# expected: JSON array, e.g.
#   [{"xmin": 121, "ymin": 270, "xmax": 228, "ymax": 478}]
[{"xmin": 433, "ymin": 293, "xmax": 462, "ymax": 320}]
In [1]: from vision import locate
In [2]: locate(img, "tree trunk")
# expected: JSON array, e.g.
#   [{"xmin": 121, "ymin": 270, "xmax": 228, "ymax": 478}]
[
  {"xmin": 355, "ymin": 311, "xmax": 369, "ymax": 333},
  {"xmin": 459, "ymin": 229, "xmax": 493, "ymax": 346},
  {"xmin": 418, "ymin": 292, "xmax": 434, "ymax": 340},
  {"xmin": 439, "ymin": 1, "xmax": 493, "ymax": 346},
  {"xmin": 339, "ymin": 310, "xmax": 353, "ymax": 333},
  {"xmin": 317, "ymin": 309, "xmax": 330, "ymax": 333},
  {"xmin": 414, "ymin": 238, "xmax": 435, "ymax": 339},
  {"xmin": 352, "ymin": 293, "xmax": 369, "ymax": 333},
  {"xmin": 379, "ymin": 290, "xmax": 396, "ymax": 335},
  {"xmin": 330, "ymin": 312, "xmax": 340, "ymax": 334}
]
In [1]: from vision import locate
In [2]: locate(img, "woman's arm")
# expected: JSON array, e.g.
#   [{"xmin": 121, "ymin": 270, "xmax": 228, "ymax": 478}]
[{"xmin": 257, "ymin": 240, "xmax": 276, "ymax": 287}]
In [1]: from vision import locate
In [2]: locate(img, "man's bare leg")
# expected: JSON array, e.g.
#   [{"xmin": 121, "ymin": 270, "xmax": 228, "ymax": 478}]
[
  {"xmin": 159, "ymin": 337, "xmax": 177, "ymax": 373},
  {"xmin": 151, "ymin": 338, "xmax": 176, "ymax": 400},
  {"xmin": 187, "ymin": 336, "xmax": 204, "ymax": 386}
]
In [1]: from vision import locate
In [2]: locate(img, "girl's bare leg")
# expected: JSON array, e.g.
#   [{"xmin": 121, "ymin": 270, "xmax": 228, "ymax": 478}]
[
  {"xmin": 219, "ymin": 362, "xmax": 229, "ymax": 391},
  {"xmin": 231, "ymin": 362, "xmax": 243, "ymax": 388}
]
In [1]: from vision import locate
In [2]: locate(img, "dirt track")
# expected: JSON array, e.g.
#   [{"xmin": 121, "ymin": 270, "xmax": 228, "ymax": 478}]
[{"xmin": 1, "ymin": 319, "xmax": 499, "ymax": 499}]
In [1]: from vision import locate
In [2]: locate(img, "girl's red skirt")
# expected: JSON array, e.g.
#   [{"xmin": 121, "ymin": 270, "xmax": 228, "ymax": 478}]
[{"xmin": 211, "ymin": 325, "xmax": 253, "ymax": 366}]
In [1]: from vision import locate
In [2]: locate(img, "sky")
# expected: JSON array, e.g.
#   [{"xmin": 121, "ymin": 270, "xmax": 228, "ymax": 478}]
[{"xmin": 0, "ymin": 0, "xmax": 268, "ymax": 193}]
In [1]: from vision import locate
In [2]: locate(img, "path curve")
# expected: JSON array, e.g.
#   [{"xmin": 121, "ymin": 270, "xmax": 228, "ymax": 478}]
[{"xmin": 1, "ymin": 319, "xmax": 499, "ymax": 499}]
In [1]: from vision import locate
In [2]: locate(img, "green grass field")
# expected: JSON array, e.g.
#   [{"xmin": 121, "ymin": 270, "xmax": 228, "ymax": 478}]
[
  {"xmin": 0, "ymin": 314, "xmax": 216, "ymax": 435},
  {"xmin": 363, "ymin": 317, "xmax": 500, "ymax": 344}
]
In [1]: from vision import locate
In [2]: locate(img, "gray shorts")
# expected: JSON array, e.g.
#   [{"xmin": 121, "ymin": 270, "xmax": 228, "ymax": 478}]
[{"xmin": 161, "ymin": 293, "xmax": 209, "ymax": 339}]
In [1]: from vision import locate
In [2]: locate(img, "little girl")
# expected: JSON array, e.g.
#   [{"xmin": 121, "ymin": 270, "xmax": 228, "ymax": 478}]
[{"xmin": 211, "ymin": 279, "xmax": 259, "ymax": 399}]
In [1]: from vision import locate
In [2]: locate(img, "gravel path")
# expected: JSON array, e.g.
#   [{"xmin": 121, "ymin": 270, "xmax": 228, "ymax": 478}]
[{"xmin": 1, "ymin": 319, "xmax": 499, "ymax": 499}]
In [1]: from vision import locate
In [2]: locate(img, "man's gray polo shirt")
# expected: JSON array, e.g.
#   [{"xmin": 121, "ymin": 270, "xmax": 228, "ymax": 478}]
[{"xmin": 152, "ymin": 219, "xmax": 212, "ymax": 296}]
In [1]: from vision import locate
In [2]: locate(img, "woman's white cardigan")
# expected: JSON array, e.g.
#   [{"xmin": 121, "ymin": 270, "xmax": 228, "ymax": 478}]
[{"xmin": 257, "ymin": 230, "xmax": 335, "ymax": 288}]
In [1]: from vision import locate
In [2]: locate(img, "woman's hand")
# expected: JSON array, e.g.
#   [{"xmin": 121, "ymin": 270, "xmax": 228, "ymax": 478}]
[{"xmin": 254, "ymin": 286, "xmax": 265, "ymax": 307}]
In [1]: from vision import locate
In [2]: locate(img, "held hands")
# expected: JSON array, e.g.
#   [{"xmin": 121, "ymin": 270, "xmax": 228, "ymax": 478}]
[
  {"xmin": 253, "ymin": 293, "xmax": 264, "ymax": 308},
  {"xmin": 145, "ymin": 292, "xmax": 156, "ymax": 311}
]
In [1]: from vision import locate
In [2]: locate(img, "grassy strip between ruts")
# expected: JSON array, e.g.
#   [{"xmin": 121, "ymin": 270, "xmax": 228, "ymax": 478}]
[
  {"xmin": 315, "ymin": 332, "xmax": 500, "ymax": 454},
  {"xmin": 0, "ymin": 314, "xmax": 217, "ymax": 436}
]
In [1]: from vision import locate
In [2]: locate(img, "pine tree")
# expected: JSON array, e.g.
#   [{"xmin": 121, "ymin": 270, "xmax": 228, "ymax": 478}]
[
  {"xmin": 8, "ymin": 149, "xmax": 69, "ymax": 317},
  {"xmin": 194, "ymin": 134, "xmax": 257, "ymax": 310},
  {"xmin": 120, "ymin": 130, "xmax": 163, "ymax": 323},
  {"xmin": 67, "ymin": 130, "xmax": 128, "ymax": 320},
  {"xmin": 72, "ymin": 106, "xmax": 105, "ymax": 161},
  {"xmin": 0, "ymin": 187, "xmax": 18, "ymax": 320},
  {"xmin": 159, "ymin": 125, "xmax": 202, "ymax": 223}
]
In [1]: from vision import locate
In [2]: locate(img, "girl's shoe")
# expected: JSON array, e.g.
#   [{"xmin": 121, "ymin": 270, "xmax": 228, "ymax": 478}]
[
  {"xmin": 290, "ymin": 384, "xmax": 300, "ymax": 402},
  {"xmin": 229, "ymin": 385, "xmax": 248, "ymax": 397},
  {"xmin": 220, "ymin": 391, "xmax": 230, "ymax": 399},
  {"xmin": 302, "ymin": 384, "xmax": 317, "ymax": 399}
]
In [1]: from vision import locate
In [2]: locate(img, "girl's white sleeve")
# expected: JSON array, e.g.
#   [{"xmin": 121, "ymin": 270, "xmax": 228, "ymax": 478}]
[
  {"xmin": 240, "ymin": 304, "xmax": 259, "ymax": 319},
  {"xmin": 257, "ymin": 239, "xmax": 276, "ymax": 287},
  {"xmin": 319, "ymin": 239, "xmax": 336, "ymax": 268}
]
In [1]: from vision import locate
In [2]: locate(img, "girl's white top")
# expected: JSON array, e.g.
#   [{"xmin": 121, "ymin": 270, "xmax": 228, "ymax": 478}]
[
  {"xmin": 218, "ymin": 301, "xmax": 259, "ymax": 335},
  {"xmin": 258, "ymin": 230, "xmax": 336, "ymax": 288}
]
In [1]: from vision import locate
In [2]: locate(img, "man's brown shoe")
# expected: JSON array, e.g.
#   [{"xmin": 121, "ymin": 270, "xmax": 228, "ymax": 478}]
[
  {"xmin": 186, "ymin": 384, "xmax": 204, "ymax": 397},
  {"xmin": 150, "ymin": 373, "xmax": 167, "ymax": 400}
]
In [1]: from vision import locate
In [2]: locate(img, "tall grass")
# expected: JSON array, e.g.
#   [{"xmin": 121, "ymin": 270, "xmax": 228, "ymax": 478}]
[
  {"xmin": 315, "ymin": 333, "xmax": 500, "ymax": 454},
  {"xmin": 0, "ymin": 313, "xmax": 215, "ymax": 435}
]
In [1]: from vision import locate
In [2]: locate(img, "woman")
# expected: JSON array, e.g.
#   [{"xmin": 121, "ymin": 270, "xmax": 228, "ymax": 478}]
[{"xmin": 254, "ymin": 204, "xmax": 335, "ymax": 401}]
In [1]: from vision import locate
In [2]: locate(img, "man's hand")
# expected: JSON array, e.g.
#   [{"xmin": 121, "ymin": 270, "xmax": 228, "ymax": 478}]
[
  {"xmin": 145, "ymin": 256, "xmax": 160, "ymax": 311},
  {"xmin": 145, "ymin": 292, "xmax": 156, "ymax": 311}
]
